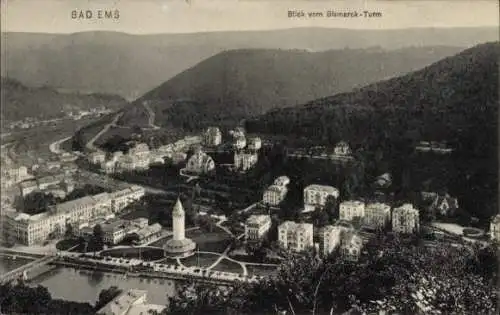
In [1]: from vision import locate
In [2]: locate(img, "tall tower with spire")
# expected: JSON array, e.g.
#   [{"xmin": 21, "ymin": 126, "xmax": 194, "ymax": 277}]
[
  {"xmin": 164, "ymin": 196, "xmax": 196, "ymax": 257},
  {"xmin": 172, "ymin": 197, "xmax": 185, "ymax": 241}
]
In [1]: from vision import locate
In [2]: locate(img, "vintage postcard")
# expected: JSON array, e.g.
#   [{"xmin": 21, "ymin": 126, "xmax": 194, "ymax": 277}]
[{"xmin": 0, "ymin": 0, "xmax": 499, "ymax": 314}]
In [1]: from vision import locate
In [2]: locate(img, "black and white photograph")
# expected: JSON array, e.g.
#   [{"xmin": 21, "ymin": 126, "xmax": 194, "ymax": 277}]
[{"xmin": 0, "ymin": 0, "xmax": 499, "ymax": 314}]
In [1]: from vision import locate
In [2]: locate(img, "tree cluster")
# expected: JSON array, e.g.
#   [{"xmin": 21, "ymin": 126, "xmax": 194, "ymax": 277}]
[
  {"xmin": 0, "ymin": 282, "xmax": 121, "ymax": 315},
  {"xmin": 162, "ymin": 234, "xmax": 498, "ymax": 315}
]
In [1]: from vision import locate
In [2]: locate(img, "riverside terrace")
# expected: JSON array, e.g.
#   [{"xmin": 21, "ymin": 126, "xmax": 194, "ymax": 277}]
[{"xmin": 54, "ymin": 254, "xmax": 263, "ymax": 286}]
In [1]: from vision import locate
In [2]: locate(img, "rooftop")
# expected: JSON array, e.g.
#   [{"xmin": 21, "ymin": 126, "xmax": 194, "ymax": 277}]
[
  {"xmin": 96, "ymin": 289, "xmax": 148, "ymax": 315},
  {"xmin": 246, "ymin": 214, "xmax": 271, "ymax": 225},
  {"xmin": 304, "ymin": 184, "xmax": 339, "ymax": 193}
]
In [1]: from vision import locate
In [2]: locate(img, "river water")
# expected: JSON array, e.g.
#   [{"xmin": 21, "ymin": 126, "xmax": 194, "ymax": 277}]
[
  {"xmin": 32, "ymin": 267, "xmax": 176, "ymax": 305},
  {"xmin": 1, "ymin": 255, "xmax": 176, "ymax": 305}
]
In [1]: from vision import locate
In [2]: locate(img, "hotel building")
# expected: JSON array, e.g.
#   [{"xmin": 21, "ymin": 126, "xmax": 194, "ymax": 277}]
[
  {"xmin": 303, "ymin": 184, "xmax": 339, "ymax": 212},
  {"xmin": 278, "ymin": 221, "xmax": 314, "ymax": 253},
  {"xmin": 392, "ymin": 204, "xmax": 420, "ymax": 234},
  {"xmin": 364, "ymin": 203, "xmax": 391, "ymax": 229},
  {"xmin": 339, "ymin": 201, "xmax": 365, "ymax": 221},
  {"xmin": 244, "ymin": 215, "xmax": 272, "ymax": 242}
]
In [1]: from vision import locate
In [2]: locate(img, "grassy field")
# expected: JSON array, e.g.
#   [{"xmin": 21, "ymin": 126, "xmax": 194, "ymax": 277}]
[
  {"xmin": 180, "ymin": 252, "xmax": 220, "ymax": 268},
  {"xmin": 188, "ymin": 228, "xmax": 232, "ymax": 253},
  {"xmin": 211, "ymin": 258, "xmax": 244, "ymax": 274}
]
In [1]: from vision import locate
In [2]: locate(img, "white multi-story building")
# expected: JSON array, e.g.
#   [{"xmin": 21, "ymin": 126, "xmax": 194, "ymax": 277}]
[
  {"xmin": 2, "ymin": 165, "xmax": 30, "ymax": 185},
  {"xmin": 333, "ymin": 141, "xmax": 352, "ymax": 156},
  {"xmin": 340, "ymin": 232, "xmax": 363, "ymax": 261},
  {"xmin": 185, "ymin": 149, "xmax": 215, "ymax": 174},
  {"xmin": 303, "ymin": 184, "xmax": 339, "ymax": 212},
  {"xmin": 274, "ymin": 176, "xmax": 290, "ymax": 187},
  {"xmin": 88, "ymin": 151, "xmax": 106, "ymax": 164},
  {"xmin": 365, "ymin": 203, "xmax": 391, "ymax": 229},
  {"xmin": 115, "ymin": 155, "xmax": 150, "ymax": 172},
  {"xmin": 490, "ymin": 214, "xmax": 500, "ymax": 242},
  {"xmin": 129, "ymin": 143, "xmax": 150, "ymax": 159},
  {"xmin": 245, "ymin": 215, "xmax": 272, "ymax": 242},
  {"xmin": 320, "ymin": 225, "xmax": 348, "ymax": 256},
  {"xmin": 5, "ymin": 185, "xmax": 146, "ymax": 245},
  {"xmin": 339, "ymin": 201, "xmax": 365, "ymax": 221},
  {"xmin": 392, "ymin": 203, "xmax": 420, "ymax": 234},
  {"xmin": 203, "ymin": 127, "xmax": 222, "ymax": 147},
  {"xmin": 278, "ymin": 221, "xmax": 314, "ymax": 253},
  {"xmin": 247, "ymin": 137, "xmax": 262, "ymax": 151},
  {"xmin": 102, "ymin": 220, "xmax": 129, "ymax": 244},
  {"xmin": 102, "ymin": 160, "xmax": 117, "ymax": 174},
  {"xmin": 19, "ymin": 180, "xmax": 39, "ymax": 196},
  {"xmin": 233, "ymin": 136, "xmax": 247, "ymax": 150},
  {"xmin": 263, "ymin": 185, "xmax": 288, "ymax": 206},
  {"xmin": 234, "ymin": 152, "xmax": 258, "ymax": 172},
  {"xmin": 230, "ymin": 127, "xmax": 246, "ymax": 139},
  {"xmin": 37, "ymin": 174, "xmax": 65, "ymax": 190},
  {"xmin": 109, "ymin": 186, "xmax": 145, "ymax": 212}
]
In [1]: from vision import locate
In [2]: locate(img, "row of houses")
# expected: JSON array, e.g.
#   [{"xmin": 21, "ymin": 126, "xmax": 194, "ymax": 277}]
[
  {"xmin": 89, "ymin": 136, "xmax": 202, "ymax": 174},
  {"xmin": 262, "ymin": 179, "xmax": 339, "ymax": 212},
  {"xmin": 3, "ymin": 185, "xmax": 146, "ymax": 246},
  {"xmin": 77, "ymin": 217, "xmax": 162, "ymax": 246},
  {"xmin": 244, "ymin": 202, "xmax": 420, "ymax": 260}
]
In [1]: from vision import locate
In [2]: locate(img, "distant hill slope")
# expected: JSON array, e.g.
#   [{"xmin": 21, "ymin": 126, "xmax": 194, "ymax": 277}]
[
  {"xmin": 121, "ymin": 46, "xmax": 466, "ymax": 130},
  {"xmin": 1, "ymin": 77, "xmax": 128, "ymax": 122},
  {"xmin": 246, "ymin": 42, "xmax": 499, "ymax": 220},
  {"xmin": 2, "ymin": 27, "xmax": 497, "ymax": 99},
  {"xmin": 246, "ymin": 42, "xmax": 498, "ymax": 146}
]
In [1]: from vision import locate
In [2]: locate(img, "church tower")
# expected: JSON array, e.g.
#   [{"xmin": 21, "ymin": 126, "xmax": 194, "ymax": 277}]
[{"xmin": 172, "ymin": 197, "xmax": 185, "ymax": 241}]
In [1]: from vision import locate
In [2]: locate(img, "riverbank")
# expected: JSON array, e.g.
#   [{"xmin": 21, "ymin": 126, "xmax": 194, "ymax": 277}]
[{"xmin": 53, "ymin": 256, "xmax": 258, "ymax": 286}]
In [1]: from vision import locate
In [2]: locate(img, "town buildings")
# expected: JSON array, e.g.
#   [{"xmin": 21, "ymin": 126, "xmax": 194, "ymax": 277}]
[
  {"xmin": 426, "ymin": 193, "xmax": 459, "ymax": 217},
  {"xmin": 340, "ymin": 232, "xmax": 363, "ymax": 261},
  {"xmin": 102, "ymin": 219, "xmax": 130, "ymax": 244},
  {"xmin": 163, "ymin": 198, "xmax": 196, "ymax": 257},
  {"xmin": 364, "ymin": 203, "xmax": 391, "ymax": 229},
  {"xmin": 230, "ymin": 127, "xmax": 246, "ymax": 139},
  {"xmin": 263, "ymin": 176, "xmax": 290, "ymax": 206},
  {"xmin": 339, "ymin": 201, "xmax": 365, "ymax": 221},
  {"xmin": 19, "ymin": 175, "xmax": 73, "ymax": 197},
  {"xmin": 203, "ymin": 127, "xmax": 222, "ymax": 147},
  {"xmin": 262, "ymin": 185, "xmax": 287, "ymax": 206},
  {"xmin": 88, "ymin": 151, "xmax": 106, "ymax": 165},
  {"xmin": 234, "ymin": 152, "xmax": 258, "ymax": 172},
  {"xmin": 320, "ymin": 225, "xmax": 349, "ymax": 256},
  {"xmin": 278, "ymin": 221, "xmax": 314, "ymax": 252},
  {"xmin": 303, "ymin": 184, "xmax": 339, "ymax": 212},
  {"xmin": 95, "ymin": 289, "xmax": 166, "ymax": 315},
  {"xmin": 244, "ymin": 215, "xmax": 272, "ymax": 242},
  {"xmin": 233, "ymin": 136, "xmax": 247, "ymax": 150},
  {"xmin": 333, "ymin": 141, "xmax": 352, "ymax": 156},
  {"xmin": 247, "ymin": 137, "xmax": 262, "ymax": 151},
  {"xmin": 4, "ymin": 185, "xmax": 145, "ymax": 245},
  {"xmin": 490, "ymin": 214, "xmax": 500, "ymax": 242},
  {"xmin": 1, "ymin": 164, "xmax": 30, "ymax": 186},
  {"xmin": 392, "ymin": 203, "xmax": 420, "ymax": 234},
  {"xmin": 185, "ymin": 148, "xmax": 216, "ymax": 174},
  {"xmin": 415, "ymin": 141, "xmax": 454, "ymax": 154}
]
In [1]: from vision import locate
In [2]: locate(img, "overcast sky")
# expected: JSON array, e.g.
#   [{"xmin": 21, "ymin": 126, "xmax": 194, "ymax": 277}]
[{"xmin": 1, "ymin": 0, "xmax": 498, "ymax": 34}]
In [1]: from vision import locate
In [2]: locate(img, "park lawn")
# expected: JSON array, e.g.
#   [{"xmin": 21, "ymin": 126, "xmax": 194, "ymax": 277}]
[
  {"xmin": 187, "ymin": 228, "xmax": 232, "ymax": 253},
  {"xmin": 180, "ymin": 252, "xmax": 220, "ymax": 269},
  {"xmin": 211, "ymin": 258, "xmax": 244, "ymax": 274}
]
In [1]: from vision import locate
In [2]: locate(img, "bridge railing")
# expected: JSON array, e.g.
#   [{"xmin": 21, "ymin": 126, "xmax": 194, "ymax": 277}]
[{"xmin": 0, "ymin": 255, "xmax": 56, "ymax": 282}]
